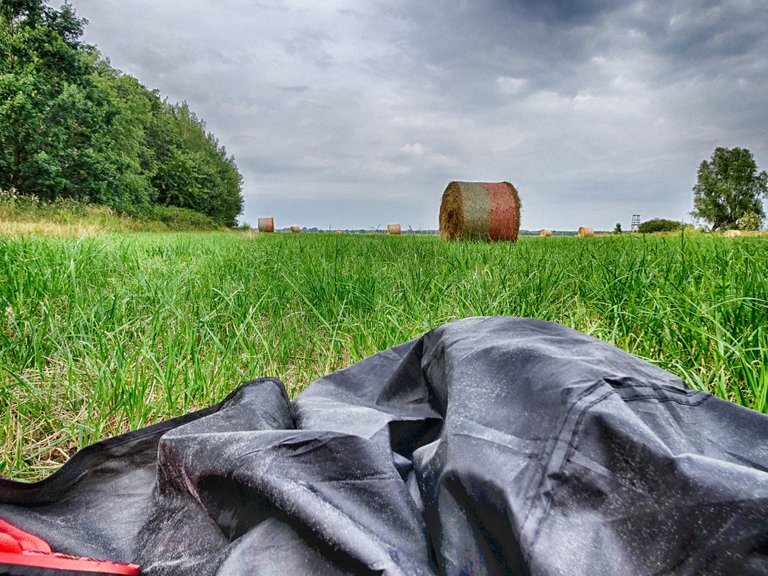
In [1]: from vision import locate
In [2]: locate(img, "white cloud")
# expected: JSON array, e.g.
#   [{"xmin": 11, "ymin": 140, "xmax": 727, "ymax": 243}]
[
  {"xmin": 496, "ymin": 76, "xmax": 528, "ymax": 95},
  {"xmin": 402, "ymin": 143, "xmax": 425, "ymax": 156}
]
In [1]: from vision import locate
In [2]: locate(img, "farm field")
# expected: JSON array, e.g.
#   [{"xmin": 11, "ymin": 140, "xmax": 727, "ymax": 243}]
[{"xmin": 1, "ymin": 231, "xmax": 767, "ymax": 480}]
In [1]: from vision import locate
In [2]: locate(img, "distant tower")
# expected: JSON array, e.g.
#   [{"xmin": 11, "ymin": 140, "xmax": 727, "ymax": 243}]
[{"xmin": 631, "ymin": 214, "xmax": 641, "ymax": 232}]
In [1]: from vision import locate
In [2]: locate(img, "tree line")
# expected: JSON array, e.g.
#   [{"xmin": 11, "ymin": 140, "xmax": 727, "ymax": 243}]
[{"xmin": 0, "ymin": 0, "xmax": 243, "ymax": 226}]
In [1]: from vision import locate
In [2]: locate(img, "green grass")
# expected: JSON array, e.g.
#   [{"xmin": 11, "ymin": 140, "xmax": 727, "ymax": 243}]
[{"xmin": 1, "ymin": 231, "xmax": 767, "ymax": 480}]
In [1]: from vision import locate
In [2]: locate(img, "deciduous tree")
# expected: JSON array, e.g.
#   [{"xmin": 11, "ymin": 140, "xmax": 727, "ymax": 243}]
[{"xmin": 692, "ymin": 147, "xmax": 767, "ymax": 230}]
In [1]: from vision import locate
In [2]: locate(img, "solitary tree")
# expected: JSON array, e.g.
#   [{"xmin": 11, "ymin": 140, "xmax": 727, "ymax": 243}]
[{"xmin": 692, "ymin": 147, "xmax": 768, "ymax": 230}]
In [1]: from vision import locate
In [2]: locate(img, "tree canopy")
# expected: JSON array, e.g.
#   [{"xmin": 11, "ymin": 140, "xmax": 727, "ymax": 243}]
[
  {"xmin": 692, "ymin": 147, "xmax": 767, "ymax": 231},
  {"xmin": 0, "ymin": 0, "xmax": 243, "ymax": 226}
]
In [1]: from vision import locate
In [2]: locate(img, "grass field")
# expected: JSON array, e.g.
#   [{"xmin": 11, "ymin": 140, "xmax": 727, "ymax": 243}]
[{"xmin": 1, "ymin": 231, "xmax": 767, "ymax": 480}]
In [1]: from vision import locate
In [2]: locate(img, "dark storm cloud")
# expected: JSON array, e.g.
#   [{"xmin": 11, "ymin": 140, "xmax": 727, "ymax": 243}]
[
  {"xmin": 512, "ymin": 0, "xmax": 615, "ymax": 23},
  {"xmin": 631, "ymin": 1, "xmax": 764, "ymax": 61},
  {"xmin": 61, "ymin": 0, "xmax": 768, "ymax": 229}
]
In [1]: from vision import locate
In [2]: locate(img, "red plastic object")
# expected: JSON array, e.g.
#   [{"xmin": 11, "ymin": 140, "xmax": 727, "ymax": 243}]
[{"xmin": 0, "ymin": 518, "xmax": 139, "ymax": 574}]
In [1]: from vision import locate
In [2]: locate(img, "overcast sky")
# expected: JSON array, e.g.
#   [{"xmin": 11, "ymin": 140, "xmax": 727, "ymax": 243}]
[{"xmin": 62, "ymin": 0, "xmax": 768, "ymax": 230}]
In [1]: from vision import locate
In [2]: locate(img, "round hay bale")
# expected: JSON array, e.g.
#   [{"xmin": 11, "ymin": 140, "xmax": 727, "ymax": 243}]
[
  {"xmin": 290, "ymin": 226, "xmax": 300, "ymax": 233},
  {"xmin": 387, "ymin": 224, "xmax": 401, "ymax": 235},
  {"xmin": 439, "ymin": 181, "xmax": 520, "ymax": 241},
  {"xmin": 578, "ymin": 226, "xmax": 594, "ymax": 237},
  {"xmin": 258, "ymin": 217, "xmax": 274, "ymax": 233},
  {"xmin": 540, "ymin": 229, "xmax": 552, "ymax": 237},
  {"xmin": 723, "ymin": 229, "xmax": 742, "ymax": 238},
  {"xmin": 335, "ymin": 230, "xmax": 343, "ymax": 234}
]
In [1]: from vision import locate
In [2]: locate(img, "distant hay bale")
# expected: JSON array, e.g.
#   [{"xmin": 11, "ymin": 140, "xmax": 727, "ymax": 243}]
[
  {"xmin": 578, "ymin": 226, "xmax": 594, "ymax": 237},
  {"xmin": 439, "ymin": 181, "xmax": 520, "ymax": 241},
  {"xmin": 540, "ymin": 229, "xmax": 552, "ymax": 237},
  {"xmin": 290, "ymin": 226, "xmax": 300, "ymax": 233},
  {"xmin": 335, "ymin": 230, "xmax": 343, "ymax": 234},
  {"xmin": 258, "ymin": 217, "xmax": 274, "ymax": 233},
  {"xmin": 387, "ymin": 224, "xmax": 401, "ymax": 235},
  {"xmin": 723, "ymin": 229, "xmax": 742, "ymax": 238}
]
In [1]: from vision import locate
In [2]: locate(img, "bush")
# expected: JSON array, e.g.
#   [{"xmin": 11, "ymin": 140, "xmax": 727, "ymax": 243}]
[
  {"xmin": 0, "ymin": 189, "xmax": 41, "ymax": 217},
  {"xmin": 1, "ymin": 189, "xmax": 220, "ymax": 232},
  {"xmin": 737, "ymin": 211, "xmax": 763, "ymax": 231},
  {"xmin": 638, "ymin": 218, "xmax": 683, "ymax": 234},
  {"xmin": 142, "ymin": 206, "xmax": 220, "ymax": 231}
]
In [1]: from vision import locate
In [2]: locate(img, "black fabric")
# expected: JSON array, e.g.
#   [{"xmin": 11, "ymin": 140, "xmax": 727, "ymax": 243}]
[{"xmin": 2, "ymin": 317, "xmax": 767, "ymax": 575}]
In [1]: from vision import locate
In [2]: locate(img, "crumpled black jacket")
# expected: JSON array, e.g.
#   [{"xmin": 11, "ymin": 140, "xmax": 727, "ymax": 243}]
[{"xmin": 2, "ymin": 317, "xmax": 767, "ymax": 575}]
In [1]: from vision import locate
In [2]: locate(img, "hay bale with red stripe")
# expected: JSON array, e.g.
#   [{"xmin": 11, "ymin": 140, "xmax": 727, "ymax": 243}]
[
  {"xmin": 258, "ymin": 217, "xmax": 274, "ymax": 233},
  {"xmin": 439, "ymin": 181, "xmax": 521, "ymax": 241},
  {"xmin": 387, "ymin": 224, "xmax": 401, "ymax": 235},
  {"xmin": 578, "ymin": 226, "xmax": 594, "ymax": 237}
]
